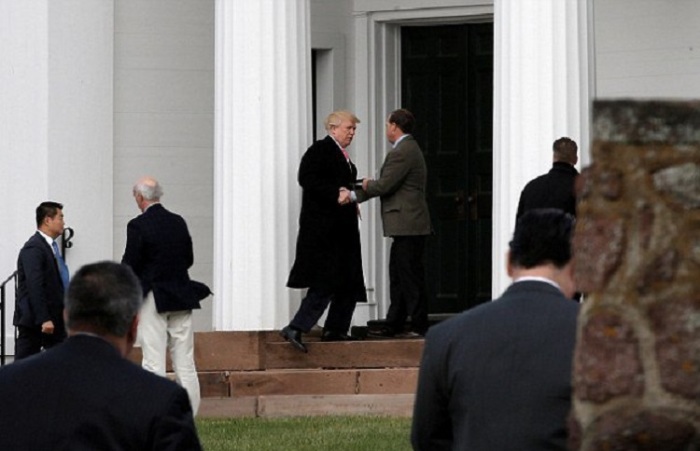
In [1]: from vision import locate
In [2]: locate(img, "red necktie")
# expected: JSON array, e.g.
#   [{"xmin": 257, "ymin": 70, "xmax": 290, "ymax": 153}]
[{"xmin": 341, "ymin": 148, "xmax": 349, "ymax": 161}]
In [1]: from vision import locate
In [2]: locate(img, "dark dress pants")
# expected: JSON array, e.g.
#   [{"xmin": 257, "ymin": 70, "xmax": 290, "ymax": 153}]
[
  {"xmin": 15, "ymin": 324, "xmax": 66, "ymax": 360},
  {"xmin": 387, "ymin": 235, "xmax": 429, "ymax": 334},
  {"xmin": 290, "ymin": 287, "xmax": 357, "ymax": 334}
]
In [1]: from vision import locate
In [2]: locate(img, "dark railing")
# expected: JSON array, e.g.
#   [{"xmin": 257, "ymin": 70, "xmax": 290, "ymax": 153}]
[{"xmin": 0, "ymin": 271, "xmax": 17, "ymax": 366}]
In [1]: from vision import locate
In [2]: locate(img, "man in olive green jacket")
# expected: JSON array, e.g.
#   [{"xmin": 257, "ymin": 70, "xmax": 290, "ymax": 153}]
[{"xmin": 356, "ymin": 109, "xmax": 432, "ymax": 337}]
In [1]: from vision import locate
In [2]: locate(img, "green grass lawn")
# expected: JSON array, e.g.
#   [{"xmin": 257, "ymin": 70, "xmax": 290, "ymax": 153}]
[{"xmin": 197, "ymin": 416, "xmax": 412, "ymax": 451}]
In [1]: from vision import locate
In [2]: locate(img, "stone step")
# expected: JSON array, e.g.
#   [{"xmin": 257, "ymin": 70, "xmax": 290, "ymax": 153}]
[
  {"xmin": 264, "ymin": 340, "xmax": 423, "ymax": 370},
  {"xmin": 129, "ymin": 330, "xmax": 424, "ymax": 371},
  {"xmin": 199, "ymin": 394, "xmax": 415, "ymax": 418},
  {"xmin": 194, "ymin": 367, "xmax": 419, "ymax": 398},
  {"xmin": 229, "ymin": 367, "xmax": 418, "ymax": 396},
  {"xmin": 130, "ymin": 330, "xmax": 423, "ymax": 417}
]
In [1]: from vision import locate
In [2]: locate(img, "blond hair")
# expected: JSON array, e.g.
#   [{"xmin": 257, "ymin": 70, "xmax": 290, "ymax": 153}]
[{"xmin": 324, "ymin": 110, "xmax": 360, "ymax": 132}]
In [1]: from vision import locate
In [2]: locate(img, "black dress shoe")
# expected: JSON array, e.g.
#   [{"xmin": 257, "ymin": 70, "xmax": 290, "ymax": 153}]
[
  {"xmin": 321, "ymin": 330, "xmax": 358, "ymax": 342},
  {"xmin": 367, "ymin": 327, "xmax": 397, "ymax": 339},
  {"xmin": 395, "ymin": 331, "xmax": 423, "ymax": 339},
  {"xmin": 280, "ymin": 326, "xmax": 308, "ymax": 353}
]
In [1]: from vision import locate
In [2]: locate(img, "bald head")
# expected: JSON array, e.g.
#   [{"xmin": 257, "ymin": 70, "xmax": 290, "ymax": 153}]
[
  {"xmin": 132, "ymin": 176, "xmax": 163, "ymax": 212},
  {"xmin": 133, "ymin": 176, "xmax": 162, "ymax": 200}
]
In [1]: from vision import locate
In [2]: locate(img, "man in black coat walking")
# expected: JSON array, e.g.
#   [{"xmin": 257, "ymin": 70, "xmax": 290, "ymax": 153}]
[
  {"xmin": 516, "ymin": 137, "xmax": 579, "ymax": 219},
  {"xmin": 283, "ymin": 110, "xmax": 367, "ymax": 352}
]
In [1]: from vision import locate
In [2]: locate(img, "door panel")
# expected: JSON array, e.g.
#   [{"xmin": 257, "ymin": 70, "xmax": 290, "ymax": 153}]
[{"xmin": 402, "ymin": 23, "xmax": 493, "ymax": 314}]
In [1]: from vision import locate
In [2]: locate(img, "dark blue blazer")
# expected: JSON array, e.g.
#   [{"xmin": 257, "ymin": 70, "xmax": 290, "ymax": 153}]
[
  {"xmin": 0, "ymin": 335, "xmax": 201, "ymax": 450},
  {"xmin": 411, "ymin": 281, "xmax": 580, "ymax": 451},
  {"xmin": 14, "ymin": 232, "xmax": 65, "ymax": 329},
  {"xmin": 122, "ymin": 203, "xmax": 210, "ymax": 313}
]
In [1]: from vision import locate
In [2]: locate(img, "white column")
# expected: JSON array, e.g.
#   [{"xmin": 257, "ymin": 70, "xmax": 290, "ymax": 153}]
[
  {"xmin": 0, "ymin": 2, "xmax": 49, "ymax": 287},
  {"xmin": 0, "ymin": 0, "xmax": 114, "ymax": 352},
  {"xmin": 493, "ymin": 0, "xmax": 591, "ymax": 296},
  {"xmin": 214, "ymin": 0, "xmax": 312, "ymax": 330}
]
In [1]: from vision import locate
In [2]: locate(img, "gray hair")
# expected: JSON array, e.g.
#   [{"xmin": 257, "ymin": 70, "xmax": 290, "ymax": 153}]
[
  {"xmin": 133, "ymin": 178, "xmax": 163, "ymax": 201},
  {"xmin": 65, "ymin": 261, "xmax": 143, "ymax": 337}
]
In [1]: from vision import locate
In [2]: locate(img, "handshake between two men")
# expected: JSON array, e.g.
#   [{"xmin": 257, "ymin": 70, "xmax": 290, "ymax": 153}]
[{"xmin": 338, "ymin": 178, "xmax": 370, "ymax": 205}]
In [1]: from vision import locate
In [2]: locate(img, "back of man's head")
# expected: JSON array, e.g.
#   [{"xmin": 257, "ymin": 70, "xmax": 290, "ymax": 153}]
[
  {"xmin": 133, "ymin": 177, "xmax": 163, "ymax": 202},
  {"xmin": 388, "ymin": 108, "xmax": 416, "ymax": 134},
  {"xmin": 553, "ymin": 137, "xmax": 578, "ymax": 165},
  {"xmin": 65, "ymin": 261, "xmax": 143, "ymax": 337},
  {"xmin": 509, "ymin": 209, "xmax": 574, "ymax": 269}
]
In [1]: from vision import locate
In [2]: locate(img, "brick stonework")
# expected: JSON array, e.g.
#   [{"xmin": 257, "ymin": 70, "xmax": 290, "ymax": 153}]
[{"xmin": 571, "ymin": 101, "xmax": 700, "ymax": 449}]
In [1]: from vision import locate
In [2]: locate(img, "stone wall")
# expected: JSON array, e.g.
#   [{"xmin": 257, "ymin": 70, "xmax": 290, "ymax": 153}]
[{"xmin": 570, "ymin": 100, "xmax": 700, "ymax": 449}]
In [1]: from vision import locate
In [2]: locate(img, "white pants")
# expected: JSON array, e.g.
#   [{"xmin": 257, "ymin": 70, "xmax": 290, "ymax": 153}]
[{"xmin": 138, "ymin": 292, "xmax": 201, "ymax": 415}]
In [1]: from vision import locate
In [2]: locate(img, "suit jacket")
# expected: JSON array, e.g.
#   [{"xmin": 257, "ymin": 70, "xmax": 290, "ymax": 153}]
[
  {"xmin": 122, "ymin": 203, "xmax": 210, "ymax": 313},
  {"xmin": 13, "ymin": 232, "xmax": 65, "ymax": 329},
  {"xmin": 411, "ymin": 281, "xmax": 580, "ymax": 451},
  {"xmin": 516, "ymin": 162, "xmax": 579, "ymax": 219},
  {"xmin": 287, "ymin": 135, "xmax": 367, "ymax": 300},
  {"xmin": 0, "ymin": 335, "xmax": 201, "ymax": 450},
  {"xmin": 356, "ymin": 135, "xmax": 431, "ymax": 236}
]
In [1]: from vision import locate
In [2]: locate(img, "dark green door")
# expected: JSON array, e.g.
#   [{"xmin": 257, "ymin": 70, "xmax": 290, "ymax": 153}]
[{"xmin": 401, "ymin": 23, "xmax": 493, "ymax": 314}]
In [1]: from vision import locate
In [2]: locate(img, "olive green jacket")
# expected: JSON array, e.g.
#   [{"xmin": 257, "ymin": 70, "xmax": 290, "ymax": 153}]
[{"xmin": 356, "ymin": 135, "xmax": 432, "ymax": 236}]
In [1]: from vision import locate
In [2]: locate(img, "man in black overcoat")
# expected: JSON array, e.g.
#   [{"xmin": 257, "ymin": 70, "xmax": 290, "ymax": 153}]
[
  {"xmin": 283, "ymin": 110, "xmax": 367, "ymax": 352},
  {"xmin": 516, "ymin": 137, "xmax": 579, "ymax": 219}
]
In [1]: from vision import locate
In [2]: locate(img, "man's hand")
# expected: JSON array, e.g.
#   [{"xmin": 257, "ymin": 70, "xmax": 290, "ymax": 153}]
[
  {"xmin": 362, "ymin": 178, "xmax": 372, "ymax": 191},
  {"xmin": 338, "ymin": 187, "xmax": 351, "ymax": 205},
  {"xmin": 41, "ymin": 320, "xmax": 55, "ymax": 334}
]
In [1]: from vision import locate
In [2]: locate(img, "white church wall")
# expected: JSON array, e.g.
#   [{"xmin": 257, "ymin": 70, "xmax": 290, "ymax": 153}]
[
  {"xmin": 594, "ymin": 0, "xmax": 700, "ymax": 98},
  {"xmin": 47, "ymin": 0, "xmax": 115, "ymax": 270},
  {"xmin": 113, "ymin": 0, "xmax": 215, "ymax": 331},
  {"xmin": 310, "ymin": 0, "xmax": 355, "ymax": 115}
]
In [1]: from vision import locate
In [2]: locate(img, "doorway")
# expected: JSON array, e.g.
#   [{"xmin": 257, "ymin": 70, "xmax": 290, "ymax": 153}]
[{"xmin": 401, "ymin": 23, "xmax": 494, "ymax": 314}]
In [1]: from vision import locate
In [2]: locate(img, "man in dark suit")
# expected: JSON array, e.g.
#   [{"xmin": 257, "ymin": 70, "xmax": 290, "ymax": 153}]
[
  {"xmin": 516, "ymin": 137, "xmax": 579, "ymax": 219},
  {"xmin": 122, "ymin": 176, "xmax": 210, "ymax": 415},
  {"xmin": 357, "ymin": 109, "xmax": 432, "ymax": 337},
  {"xmin": 0, "ymin": 261, "xmax": 202, "ymax": 450},
  {"xmin": 13, "ymin": 201, "xmax": 69, "ymax": 359},
  {"xmin": 283, "ymin": 110, "xmax": 367, "ymax": 352},
  {"xmin": 411, "ymin": 209, "xmax": 580, "ymax": 451}
]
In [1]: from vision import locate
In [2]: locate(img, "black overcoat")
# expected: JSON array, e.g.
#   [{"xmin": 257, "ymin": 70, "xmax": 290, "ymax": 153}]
[
  {"xmin": 287, "ymin": 136, "xmax": 367, "ymax": 302},
  {"xmin": 516, "ymin": 162, "xmax": 579, "ymax": 219}
]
